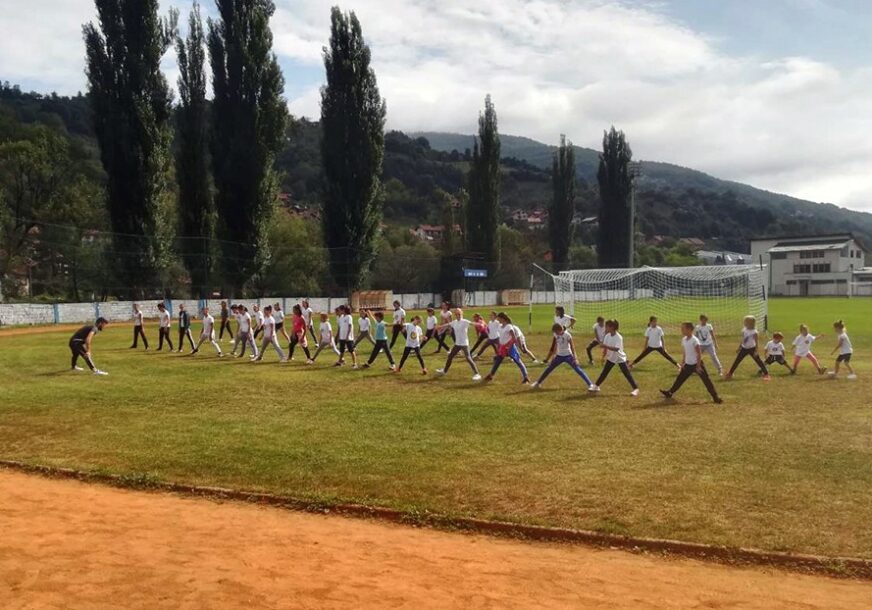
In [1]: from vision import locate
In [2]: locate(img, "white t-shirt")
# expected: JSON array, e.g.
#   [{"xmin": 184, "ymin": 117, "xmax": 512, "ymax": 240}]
[
  {"xmin": 338, "ymin": 314, "xmax": 354, "ymax": 341},
  {"xmin": 202, "ymin": 314, "xmax": 215, "ymax": 335},
  {"xmin": 302, "ymin": 306, "xmax": 313, "ymax": 325},
  {"xmin": 405, "ymin": 323, "xmax": 423, "ymax": 348},
  {"xmin": 392, "ymin": 307, "xmax": 406, "ymax": 325},
  {"xmin": 792, "ymin": 334, "xmax": 816, "ymax": 357},
  {"xmin": 645, "ymin": 325, "xmax": 664, "ymax": 348},
  {"xmin": 319, "ymin": 321, "xmax": 333, "ymax": 343},
  {"xmin": 694, "ymin": 323, "xmax": 714, "ymax": 346},
  {"xmin": 838, "ymin": 332, "xmax": 853, "ymax": 355},
  {"xmin": 273, "ymin": 309, "xmax": 285, "ymax": 324},
  {"xmin": 133, "ymin": 311, "xmax": 143, "ymax": 326},
  {"xmin": 512, "ymin": 325, "xmax": 526, "ymax": 344},
  {"xmin": 159, "ymin": 310, "xmax": 170, "ymax": 328},
  {"xmin": 498, "ymin": 324, "xmax": 516, "ymax": 346},
  {"xmin": 682, "ymin": 335, "xmax": 701, "ymax": 365},
  {"xmin": 766, "ymin": 340, "xmax": 785, "ymax": 357},
  {"xmin": 554, "ymin": 315, "xmax": 573, "ymax": 329},
  {"xmin": 426, "ymin": 315, "xmax": 437, "ymax": 331},
  {"xmin": 359, "ymin": 317, "xmax": 371, "ymax": 332},
  {"xmin": 239, "ymin": 312, "xmax": 252, "ymax": 333},
  {"xmin": 487, "ymin": 320, "xmax": 501, "ymax": 340},
  {"xmin": 262, "ymin": 315, "xmax": 275, "ymax": 340},
  {"xmin": 554, "ymin": 331, "xmax": 573, "ymax": 357},
  {"xmin": 593, "ymin": 323, "xmax": 606, "ymax": 343},
  {"xmin": 254, "ymin": 310, "xmax": 264, "ymax": 327},
  {"xmin": 440, "ymin": 310, "xmax": 452, "ymax": 325},
  {"xmin": 602, "ymin": 332, "xmax": 627, "ymax": 364},
  {"xmin": 450, "ymin": 319, "xmax": 471, "ymax": 347},
  {"xmin": 741, "ymin": 328, "xmax": 758, "ymax": 349}
]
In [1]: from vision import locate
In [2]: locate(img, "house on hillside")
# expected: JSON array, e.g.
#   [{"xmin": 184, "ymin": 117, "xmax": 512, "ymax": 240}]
[
  {"xmin": 751, "ymin": 233, "xmax": 868, "ymax": 296},
  {"xmin": 411, "ymin": 224, "xmax": 462, "ymax": 243}
]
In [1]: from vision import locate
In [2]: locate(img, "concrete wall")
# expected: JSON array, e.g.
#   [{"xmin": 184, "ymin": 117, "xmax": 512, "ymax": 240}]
[{"xmin": 1, "ymin": 292, "xmax": 561, "ymax": 327}]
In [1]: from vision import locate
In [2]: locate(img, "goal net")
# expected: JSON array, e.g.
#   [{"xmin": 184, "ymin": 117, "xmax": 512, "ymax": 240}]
[{"xmin": 551, "ymin": 265, "xmax": 767, "ymax": 333}]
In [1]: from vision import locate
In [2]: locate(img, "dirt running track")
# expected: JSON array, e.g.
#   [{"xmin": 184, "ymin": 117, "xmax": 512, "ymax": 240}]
[{"xmin": 1, "ymin": 471, "xmax": 870, "ymax": 609}]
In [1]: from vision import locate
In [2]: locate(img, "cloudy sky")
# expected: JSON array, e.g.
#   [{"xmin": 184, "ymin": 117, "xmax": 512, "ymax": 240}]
[{"xmin": 2, "ymin": 0, "xmax": 872, "ymax": 212}]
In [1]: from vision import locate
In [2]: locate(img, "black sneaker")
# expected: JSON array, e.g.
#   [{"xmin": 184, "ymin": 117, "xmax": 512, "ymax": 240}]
[
  {"xmin": 659, "ymin": 389, "xmax": 672, "ymax": 398},
  {"xmin": 714, "ymin": 397, "xmax": 724, "ymax": 404}
]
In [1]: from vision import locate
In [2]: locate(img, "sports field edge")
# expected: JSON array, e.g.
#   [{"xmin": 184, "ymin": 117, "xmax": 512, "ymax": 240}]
[{"xmin": 3, "ymin": 459, "xmax": 870, "ymax": 581}]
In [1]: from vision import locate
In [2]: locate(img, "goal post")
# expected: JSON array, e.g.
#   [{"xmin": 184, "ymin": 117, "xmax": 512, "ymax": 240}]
[{"xmin": 552, "ymin": 265, "xmax": 768, "ymax": 333}]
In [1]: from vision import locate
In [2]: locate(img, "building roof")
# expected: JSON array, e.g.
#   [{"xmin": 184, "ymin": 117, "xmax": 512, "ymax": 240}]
[
  {"xmin": 751, "ymin": 232, "xmax": 854, "ymax": 243},
  {"xmin": 768, "ymin": 240, "xmax": 850, "ymax": 254}
]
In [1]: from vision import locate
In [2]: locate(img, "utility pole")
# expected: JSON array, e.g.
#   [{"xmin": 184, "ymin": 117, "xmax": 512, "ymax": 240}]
[{"xmin": 628, "ymin": 161, "xmax": 642, "ymax": 268}]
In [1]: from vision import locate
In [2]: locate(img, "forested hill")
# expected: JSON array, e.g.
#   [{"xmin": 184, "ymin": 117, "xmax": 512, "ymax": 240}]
[{"xmin": 415, "ymin": 131, "xmax": 872, "ymax": 247}]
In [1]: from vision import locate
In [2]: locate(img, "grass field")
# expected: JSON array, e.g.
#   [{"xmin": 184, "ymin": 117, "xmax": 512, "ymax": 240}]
[{"xmin": 1, "ymin": 298, "xmax": 870, "ymax": 559}]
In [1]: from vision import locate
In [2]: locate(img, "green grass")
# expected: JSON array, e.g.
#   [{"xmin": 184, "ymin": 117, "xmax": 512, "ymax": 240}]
[{"xmin": 1, "ymin": 298, "xmax": 870, "ymax": 558}]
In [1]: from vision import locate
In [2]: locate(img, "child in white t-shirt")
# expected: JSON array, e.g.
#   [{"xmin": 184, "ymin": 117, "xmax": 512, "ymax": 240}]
[
  {"xmin": 724, "ymin": 315, "xmax": 769, "ymax": 380},
  {"xmin": 532, "ymin": 324, "xmax": 593, "ymax": 390},
  {"xmin": 660, "ymin": 322, "xmax": 722, "ymax": 403},
  {"xmin": 630, "ymin": 316, "xmax": 678, "ymax": 370},
  {"xmin": 585, "ymin": 316, "xmax": 607, "ymax": 365},
  {"xmin": 764, "ymin": 331, "xmax": 793, "ymax": 374},
  {"xmin": 790, "ymin": 324, "xmax": 826, "ymax": 375},
  {"xmin": 694, "ymin": 314, "xmax": 722, "ymax": 375},
  {"xmin": 829, "ymin": 320, "xmax": 857, "ymax": 379},
  {"xmin": 589, "ymin": 320, "xmax": 639, "ymax": 396},
  {"xmin": 396, "ymin": 315, "xmax": 427, "ymax": 374},
  {"xmin": 353, "ymin": 308, "xmax": 375, "ymax": 347},
  {"xmin": 312, "ymin": 312, "xmax": 341, "ymax": 361}
]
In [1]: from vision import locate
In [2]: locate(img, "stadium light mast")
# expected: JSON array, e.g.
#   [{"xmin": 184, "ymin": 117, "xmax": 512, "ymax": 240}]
[{"xmin": 628, "ymin": 161, "xmax": 642, "ymax": 268}]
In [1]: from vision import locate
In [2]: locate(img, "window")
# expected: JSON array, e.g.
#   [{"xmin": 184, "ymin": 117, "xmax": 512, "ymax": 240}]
[
  {"xmin": 812, "ymin": 263, "xmax": 831, "ymax": 273},
  {"xmin": 811, "ymin": 280, "xmax": 835, "ymax": 285},
  {"xmin": 793, "ymin": 264, "xmax": 811, "ymax": 274},
  {"xmin": 786, "ymin": 280, "xmax": 797, "ymax": 285},
  {"xmin": 770, "ymin": 252, "xmax": 787, "ymax": 260},
  {"xmin": 800, "ymin": 250, "xmax": 825, "ymax": 259}
]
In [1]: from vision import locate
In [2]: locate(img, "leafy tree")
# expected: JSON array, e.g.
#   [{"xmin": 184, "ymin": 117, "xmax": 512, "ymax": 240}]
[
  {"xmin": 0, "ymin": 127, "xmax": 69, "ymax": 297},
  {"xmin": 549, "ymin": 134, "xmax": 575, "ymax": 271},
  {"xmin": 83, "ymin": 0, "xmax": 178, "ymax": 296},
  {"xmin": 321, "ymin": 7, "xmax": 386, "ymax": 293},
  {"xmin": 175, "ymin": 3, "xmax": 214, "ymax": 298},
  {"xmin": 371, "ymin": 232, "xmax": 440, "ymax": 293},
  {"xmin": 596, "ymin": 126, "xmax": 634, "ymax": 268},
  {"xmin": 208, "ymin": 0, "xmax": 288, "ymax": 293},
  {"xmin": 466, "ymin": 95, "xmax": 501, "ymax": 271},
  {"xmin": 250, "ymin": 211, "xmax": 328, "ymax": 296}
]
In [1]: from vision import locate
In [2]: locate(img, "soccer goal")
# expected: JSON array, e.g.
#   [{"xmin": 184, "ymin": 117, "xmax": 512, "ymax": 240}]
[{"xmin": 551, "ymin": 265, "xmax": 768, "ymax": 333}]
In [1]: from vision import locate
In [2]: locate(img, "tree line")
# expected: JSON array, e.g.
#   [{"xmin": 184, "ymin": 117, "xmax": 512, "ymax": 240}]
[{"xmin": 2, "ymin": 1, "xmax": 639, "ymax": 301}]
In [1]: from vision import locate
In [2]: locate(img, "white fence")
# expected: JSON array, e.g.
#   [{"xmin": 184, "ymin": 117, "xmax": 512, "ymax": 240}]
[{"xmin": 0, "ymin": 291, "xmax": 565, "ymax": 327}]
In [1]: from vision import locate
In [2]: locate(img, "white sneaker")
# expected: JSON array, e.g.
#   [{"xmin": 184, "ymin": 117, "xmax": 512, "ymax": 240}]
[
  {"xmin": 436, "ymin": 368, "xmax": 445, "ymax": 375},
  {"xmin": 630, "ymin": 388, "xmax": 640, "ymax": 397},
  {"xmin": 94, "ymin": 370, "xmax": 109, "ymax": 376},
  {"xmin": 847, "ymin": 374, "xmax": 858, "ymax": 380},
  {"xmin": 532, "ymin": 359, "xmax": 540, "ymax": 364},
  {"xmin": 306, "ymin": 359, "xmax": 314, "ymax": 365},
  {"xmin": 588, "ymin": 385, "xmax": 600, "ymax": 393},
  {"xmin": 72, "ymin": 366, "xmax": 84, "ymax": 372},
  {"xmin": 472, "ymin": 374, "xmax": 482, "ymax": 381},
  {"xmin": 531, "ymin": 381, "xmax": 540, "ymax": 389},
  {"xmin": 281, "ymin": 358, "xmax": 289, "ymax": 363},
  {"xmin": 352, "ymin": 364, "xmax": 359, "ymax": 370}
]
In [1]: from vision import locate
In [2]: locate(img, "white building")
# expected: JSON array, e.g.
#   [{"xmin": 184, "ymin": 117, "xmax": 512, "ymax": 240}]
[{"xmin": 750, "ymin": 233, "xmax": 868, "ymax": 296}]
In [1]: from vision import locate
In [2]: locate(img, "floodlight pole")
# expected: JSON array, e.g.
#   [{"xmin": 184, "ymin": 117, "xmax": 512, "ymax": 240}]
[{"xmin": 628, "ymin": 161, "xmax": 642, "ymax": 269}]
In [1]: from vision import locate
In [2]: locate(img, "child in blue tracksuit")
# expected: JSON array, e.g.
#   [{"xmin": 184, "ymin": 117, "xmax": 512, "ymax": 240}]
[
  {"xmin": 532, "ymin": 324, "xmax": 593, "ymax": 390},
  {"xmin": 483, "ymin": 313, "xmax": 529, "ymax": 384}
]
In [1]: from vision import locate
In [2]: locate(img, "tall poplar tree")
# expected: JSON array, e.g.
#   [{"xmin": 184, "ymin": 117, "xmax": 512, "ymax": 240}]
[
  {"xmin": 321, "ymin": 7, "xmax": 386, "ymax": 293},
  {"xmin": 596, "ymin": 126, "xmax": 634, "ymax": 268},
  {"xmin": 175, "ymin": 3, "xmax": 213, "ymax": 297},
  {"xmin": 549, "ymin": 135, "xmax": 576, "ymax": 271},
  {"xmin": 465, "ymin": 95, "xmax": 501, "ymax": 271},
  {"xmin": 83, "ymin": 1, "xmax": 177, "ymax": 296},
  {"xmin": 208, "ymin": 0, "xmax": 288, "ymax": 292}
]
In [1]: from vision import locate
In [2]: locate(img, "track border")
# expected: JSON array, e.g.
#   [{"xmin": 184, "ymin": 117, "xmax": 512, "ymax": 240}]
[{"xmin": 3, "ymin": 459, "xmax": 870, "ymax": 580}]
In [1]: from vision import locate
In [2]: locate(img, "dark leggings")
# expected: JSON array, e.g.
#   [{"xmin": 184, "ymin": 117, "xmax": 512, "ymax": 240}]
[
  {"xmin": 443, "ymin": 346, "xmax": 479, "ymax": 374},
  {"xmin": 595, "ymin": 361, "xmax": 638, "ymax": 389},
  {"xmin": 131, "ymin": 326, "xmax": 148, "ymax": 348},
  {"xmin": 178, "ymin": 327, "xmax": 195, "ymax": 350},
  {"xmin": 470, "ymin": 333, "xmax": 489, "ymax": 354},
  {"xmin": 585, "ymin": 340, "xmax": 600, "ymax": 363},
  {"xmin": 289, "ymin": 335, "xmax": 311, "ymax": 360},
  {"xmin": 474, "ymin": 338, "xmax": 500, "ymax": 359},
  {"xmin": 633, "ymin": 346, "xmax": 677, "ymax": 366},
  {"xmin": 157, "ymin": 327, "xmax": 174, "ymax": 351},
  {"xmin": 219, "ymin": 317, "xmax": 232, "ymax": 339},
  {"xmin": 390, "ymin": 324, "xmax": 405, "ymax": 348},
  {"xmin": 728, "ymin": 348, "xmax": 768, "ymax": 376},
  {"xmin": 367, "ymin": 339, "xmax": 395, "ymax": 366},
  {"xmin": 765, "ymin": 355, "xmax": 790, "ymax": 368},
  {"xmin": 666, "ymin": 363, "xmax": 719, "ymax": 400},
  {"xmin": 536, "ymin": 354, "xmax": 591, "ymax": 386},
  {"xmin": 69, "ymin": 341, "xmax": 95, "ymax": 371},
  {"xmin": 399, "ymin": 346, "xmax": 425, "ymax": 370}
]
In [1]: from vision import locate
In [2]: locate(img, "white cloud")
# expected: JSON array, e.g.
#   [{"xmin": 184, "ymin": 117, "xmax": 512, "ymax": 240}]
[{"xmin": 1, "ymin": 0, "xmax": 871, "ymax": 212}]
